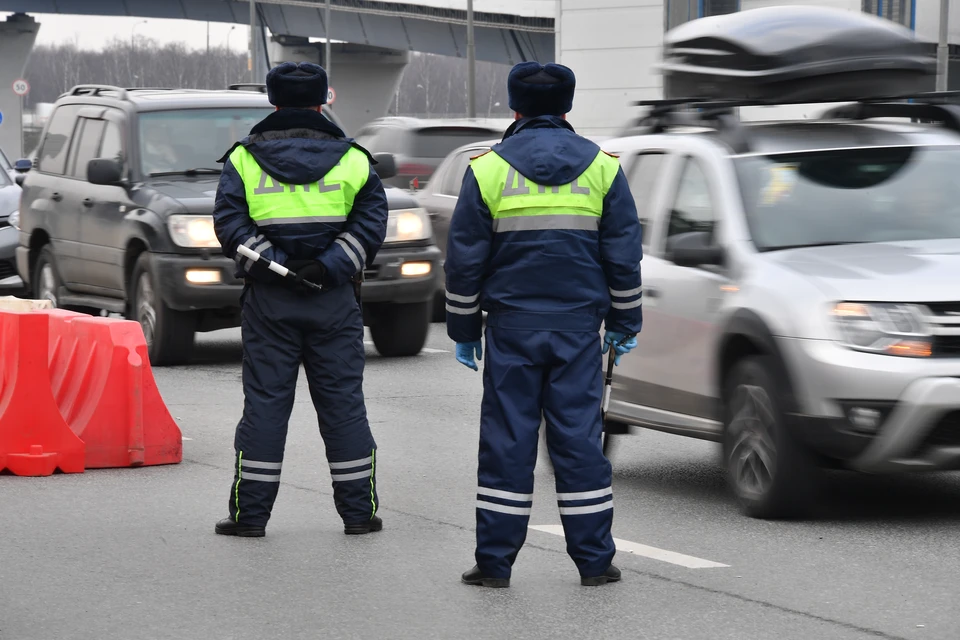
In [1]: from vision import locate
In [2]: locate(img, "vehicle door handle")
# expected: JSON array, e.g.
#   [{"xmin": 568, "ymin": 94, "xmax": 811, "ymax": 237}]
[
  {"xmin": 82, "ymin": 198, "xmax": 94, "ymax": 208},
  {"xmin": 645, "ymin": 286, "xmax": 660, "ymax": 298},
  {"xmin": 51, "ymin": 192, "xmax": 62, "ymax": 202}
]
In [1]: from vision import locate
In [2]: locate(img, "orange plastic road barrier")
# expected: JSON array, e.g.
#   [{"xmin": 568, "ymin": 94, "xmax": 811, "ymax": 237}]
[
  {"xmin": 0, "ymin": 310, "xmax": 86, "ymax": 476},
  {"xmin": 48, "ymin": 313, "xmax": 183, "ymax": 469}
]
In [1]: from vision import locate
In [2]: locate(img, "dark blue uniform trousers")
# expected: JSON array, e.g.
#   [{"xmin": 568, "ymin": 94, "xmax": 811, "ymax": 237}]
[
  {"xmin": 476, "ymin": 326, "xmax": 616, "ymax": 579},
  {"xmin": 228, "ymin": 281, "xmax": 378, "ymax": 528}
]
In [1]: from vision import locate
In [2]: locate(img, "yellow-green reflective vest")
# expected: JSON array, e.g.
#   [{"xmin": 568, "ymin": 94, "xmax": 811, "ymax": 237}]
[
  {"xmin": 470, "ymin": 149, "xmax": 620, "ymax": 232},
  {"xmin": 229, "ymin": 145, "xmax": 370, "ymax": 227}
]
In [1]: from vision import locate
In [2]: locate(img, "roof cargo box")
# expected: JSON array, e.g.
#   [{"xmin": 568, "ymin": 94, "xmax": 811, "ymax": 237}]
[{"xmin": 658, "ymin": 6, "xmax": 936, "ymax": 104}]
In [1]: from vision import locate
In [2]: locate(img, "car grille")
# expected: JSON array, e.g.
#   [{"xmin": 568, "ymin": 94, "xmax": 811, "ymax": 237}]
[
  {"xmin": 0, "ymin": 261, "xmax": 16, "ymax": 279},
  {"xmin": 363, "ymin": 266, "xmax": 379, "ymax": 281},
  {"xmin": 0, "ymin": 219, "xmax": 8, "ymax": 229},
  {"xmin": 910, "ymin": 411, "xmax": 960, "ymax": 456},
  {"xmin": 920, "ymin": 302, "xmax": 960, "ymax": 357}
]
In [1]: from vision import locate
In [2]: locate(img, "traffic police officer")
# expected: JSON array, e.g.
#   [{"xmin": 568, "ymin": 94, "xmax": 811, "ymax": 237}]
[
  {"xmin": 212, "ymin": 62, "xmax": 388, "ymax": 537},
  {"xmin": 445, "ymin": 62, "xmax": 643, "ymax": 587}
]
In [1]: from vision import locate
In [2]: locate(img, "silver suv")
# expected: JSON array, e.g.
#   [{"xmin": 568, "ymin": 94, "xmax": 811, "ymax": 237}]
[{"xmin": 600, "ymin": 98, "xmax": 960, "ymax": 518}]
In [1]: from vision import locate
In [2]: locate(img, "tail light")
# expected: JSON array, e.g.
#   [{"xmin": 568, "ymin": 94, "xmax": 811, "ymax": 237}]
[{"xmin": 397, "ymin": 163, "xmax": 432, "ymax": 176}]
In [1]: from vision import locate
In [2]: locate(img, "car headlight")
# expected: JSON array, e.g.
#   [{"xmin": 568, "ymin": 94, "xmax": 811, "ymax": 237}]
[
  {"xmin": 8, "ymin": 210, "xmax": 19, "ymax": 230},
  {"xmin": 830, "ymin": 302, "xmax": 932, "ymax": 357},
  {"xmin": 384, "ymin": 208, "xmax": 431, "ymax": 243},
  {"xmin": 167, "ymin": 215, "xmax": 220, "ymax": 248}
]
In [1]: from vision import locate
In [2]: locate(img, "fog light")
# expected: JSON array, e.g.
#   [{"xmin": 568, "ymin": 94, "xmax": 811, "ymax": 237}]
[
  {"xmin": 886, "ymin": 340, "xmax": 932, "ymax": 358},
  {"xmin": 848, "ymin": 407, "xmax": 882, "ymax": 433},
  {"xmin": 186, "ymin": 269, "xmax": 221, "ymax": 284},
  {"xmin": 401, "ymin": 261, "xmax": 431, "ymax": 277}
]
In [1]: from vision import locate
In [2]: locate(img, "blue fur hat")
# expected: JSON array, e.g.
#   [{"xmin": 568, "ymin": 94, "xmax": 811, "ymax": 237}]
[
  {"xmin": 266, "ymin": 61, "xmax": 328, "ymax": 108},
  {"xmin": 507, "ymin": 62, "xmax": 576, "ymax": 117}
]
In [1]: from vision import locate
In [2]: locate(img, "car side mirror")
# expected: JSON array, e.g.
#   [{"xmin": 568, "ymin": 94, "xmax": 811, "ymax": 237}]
[
  {"xmin": 14, "ymin": 158, "xmax": 31, "ymax": 173},
  {"xmin": 373, "ymin": 153, "xmax": 397, "ymax": 180},
  {"xmin": 88, "ymin": 158, "xmax": 124, "ymax": 186},
  {"xmin": 14, "ymin": 174, "xmax": 25, "ymax": 186},
  {"xmin": 666, "ymin": 230, "xmax": 724, "ymax": 268}
]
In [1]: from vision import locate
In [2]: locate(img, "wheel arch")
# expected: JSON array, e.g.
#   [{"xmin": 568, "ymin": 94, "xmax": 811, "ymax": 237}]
[
  {"xmin": 717, "ymin": 309, "xmax": 800, "ymax": 418},
  {"xmin": 27, "ymin": 228, "xmax": 52, "ymax": 279},
  {"xmin": 124, "ymin": 237, "xmax": 150, "ymax": 299}
]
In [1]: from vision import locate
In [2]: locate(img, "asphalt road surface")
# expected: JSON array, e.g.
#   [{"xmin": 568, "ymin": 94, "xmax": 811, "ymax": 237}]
[{"xmin": 3, "ymin": 324, "xmax": 959, "ymax": 640}]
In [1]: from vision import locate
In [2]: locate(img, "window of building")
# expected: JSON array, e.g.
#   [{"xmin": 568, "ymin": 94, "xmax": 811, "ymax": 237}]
[
  {"xmin": 665, "ymin": 0, "xmax": 739, "ymax": 32},
  {"xmin": 863, "ymin": 0, "xmax": 914, "ymax": 28}
]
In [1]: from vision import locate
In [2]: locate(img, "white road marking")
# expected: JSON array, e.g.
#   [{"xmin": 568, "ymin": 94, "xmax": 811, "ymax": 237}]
[
  {"xmin": 363, "ymin": 341, "xmax": 448, "ymax": 354},
  {"xmin": 529, "ymin": 524, "xmax": 729, "ymax": 569},
  {"xmin": 182, "ymin": 437, "xmax": 193, "ymax": 441}
]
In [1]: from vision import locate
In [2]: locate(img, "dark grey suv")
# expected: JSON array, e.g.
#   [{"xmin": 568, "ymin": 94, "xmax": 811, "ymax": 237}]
[{"xmin": 15, "ymin": 84, "xmax": 441, "ymax": 365}]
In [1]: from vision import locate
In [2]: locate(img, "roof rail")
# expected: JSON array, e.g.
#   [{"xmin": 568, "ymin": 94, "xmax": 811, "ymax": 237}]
[
  {"xmin": 629, "ymin": 91, "xmax": 960, "ymax": 152},
  {"xmin": 822, "ymin": 101, "xmax": 960, "ymax": 133},
  {"xmin": 66, "ymin": 84, "xmax": 128, "ymax": 100},
  {"xmin": 228, "ymin": 83, "xmax": 267, "ymax": 93}
]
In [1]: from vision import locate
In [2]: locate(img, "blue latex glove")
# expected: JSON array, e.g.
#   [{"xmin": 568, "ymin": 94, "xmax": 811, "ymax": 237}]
[
  {"xmin": 456, "ymin": 341, "xmax": 483, "ymax": 371},
  {"xmin": 602, "ymin": 331, "xmax": 638, "ymax": 366}
]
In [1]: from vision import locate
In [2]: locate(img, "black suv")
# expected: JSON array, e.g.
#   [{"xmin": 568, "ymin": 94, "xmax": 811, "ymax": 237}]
[{"xmin": 14, "ymin": 84, "xmax": 441, "ymax": 365}]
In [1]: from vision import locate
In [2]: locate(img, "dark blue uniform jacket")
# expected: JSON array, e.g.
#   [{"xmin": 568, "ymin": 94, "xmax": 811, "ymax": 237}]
[
  {"xmin": 213, "ymin": 109, "xmax": 388, "ymax": 288},
  {"xmin": 444, "ymin": 115, "xmax": 643, "ymax": 343}
]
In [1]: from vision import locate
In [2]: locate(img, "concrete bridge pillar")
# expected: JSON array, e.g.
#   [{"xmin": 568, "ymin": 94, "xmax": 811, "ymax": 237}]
[
  {"xmin": 268, "ymin": 36, "xmax": 410, "ymax": 135},
  {"xmin": 0, "ymin": 13, "xmax": 39, "ymax": 160}
]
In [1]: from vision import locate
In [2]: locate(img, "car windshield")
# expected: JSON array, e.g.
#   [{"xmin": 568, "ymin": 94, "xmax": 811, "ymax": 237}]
[
  {"xmin": 0, "ymin": 147, "xmax": 10, "ymax": 172},
  {"xmin": 734, "ymin": 145, "xmax": 960, "ymax": 251},
  {"xmin": 412, "ymin": 127, "xmax": 501, "ymax": 158},
  {"xmin": 138, "ymin": 108, "xmax": 274, "ymax": 176}
]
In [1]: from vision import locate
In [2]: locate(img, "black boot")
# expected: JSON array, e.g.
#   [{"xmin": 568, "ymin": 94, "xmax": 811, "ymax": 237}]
[
  {"xmin": 344, "ymin": 515, "xmax": 383, "ymax": 535},
  {"xmin": 461, "ymin": 565, "xmax": 510, "ymax": 588},
  {"xmin": 215, "ymin": 518, "xmax": 266, "ymax": 538},
  {"xmin": 581, "ymin": 564, "xmax": 621, "ymax": 586}
]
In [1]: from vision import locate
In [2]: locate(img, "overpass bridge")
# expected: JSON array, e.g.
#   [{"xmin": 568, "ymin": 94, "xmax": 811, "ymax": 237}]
[{"xmin": 0, "ymin": 1, "xmax": 557, "ymax": 157}]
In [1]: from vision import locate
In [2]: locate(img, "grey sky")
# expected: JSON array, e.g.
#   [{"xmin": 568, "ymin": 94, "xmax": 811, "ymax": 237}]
[{"xmin": 2, "ymin": 13, "xmax": 250, "ymax": 52}]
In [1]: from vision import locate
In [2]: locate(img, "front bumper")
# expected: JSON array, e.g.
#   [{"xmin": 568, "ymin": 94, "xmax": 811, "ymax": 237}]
[
  {"xmin": 150, "ymin": 252, "xmax": 244, "ymax": 312},
  {"xmin": 0, "ymin": 225, "xmax": 23, "ymax": 290},
  {"xmin": 360, "ymin": 243, "xmax": 441, "ymax": 305},
  {"xmin": 780, "ymin": 337, "xmax": 960, "ymax": 472}
]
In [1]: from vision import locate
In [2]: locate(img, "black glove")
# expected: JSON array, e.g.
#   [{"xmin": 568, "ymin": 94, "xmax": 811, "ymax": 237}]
[{"xmin": 285, "ymin": 259, "xmax": 325, "ymax": 290}]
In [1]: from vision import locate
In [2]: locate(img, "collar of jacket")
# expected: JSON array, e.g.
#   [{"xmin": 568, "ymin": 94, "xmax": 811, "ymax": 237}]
[
  {"xmin": 502, "ymin": 115, "xmax": 576, "ymax": 141},
  {"xmin": 250, "ymin": 108, "xmax": 347, "ymax": 138}
]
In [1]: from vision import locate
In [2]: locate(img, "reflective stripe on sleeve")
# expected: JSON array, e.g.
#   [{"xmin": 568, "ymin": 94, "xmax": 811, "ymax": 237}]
[
  {"xmin": 611, "ymin": 299, "xmax": 643, "ymax": 310},
  {"xmin": 446, "ymin": 303, "xmax": 480, "ymax": 315},
  {"xmin": 340, "ymin": 232, "xmax": 368, "ymax": 265},
  {"xmin": 335, "ymin": 238, "xmax": 362, "ymax": 272},
  {"xmin": 609, "ymin": 286, "xmax": 643, "ymax": 298},
  {"xmin": 446, "ymin": 291, "xmax": 480, "ymax": 304}
]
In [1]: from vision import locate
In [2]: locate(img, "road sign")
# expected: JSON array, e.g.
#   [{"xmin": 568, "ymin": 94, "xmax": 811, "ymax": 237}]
[
  {"xmin": 12, "ymin": 79, "xmax": 29, "ymax": 96},
  {"xmin": 327, "ymin": 87, "xmax": 336, "ymax": 105}
]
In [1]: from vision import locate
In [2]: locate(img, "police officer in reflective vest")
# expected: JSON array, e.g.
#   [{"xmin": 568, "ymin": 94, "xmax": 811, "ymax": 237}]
[
  {"xmin": 445, "ymin": 62, "xmax": 643, "ymax": 587},
  {"xmin": 212, "ymin": 62, "xmax": 388, "ymax": 537}
]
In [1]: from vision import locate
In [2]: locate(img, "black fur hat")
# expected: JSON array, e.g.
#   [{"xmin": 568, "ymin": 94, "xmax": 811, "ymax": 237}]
[
  {"xmin": 507, "ymin": 62, "xmax": 576, "ymax": 117},
  {"xmin": 266, "ymin": 61, "xmax": 328, "ymax": 108}
]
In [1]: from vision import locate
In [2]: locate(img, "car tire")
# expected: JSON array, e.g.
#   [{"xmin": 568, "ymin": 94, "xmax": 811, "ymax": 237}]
[
  {"xmin": 370, "ymin": 301, "xmax": 430, "ymax": 357},
  {"xmin": 32, "ymin": 245, "xmax": 63, "ymax": 309},
  {"xmin": 722, "ymin": 355, "xmax": 816, "ymax": 519},
  {"xmin": 129, "ymin": 253, "xmax": 196, "ymax": 366},
  {"xmin": 431, "ymin": 293, "xmax": 446, "ymax": 323}
]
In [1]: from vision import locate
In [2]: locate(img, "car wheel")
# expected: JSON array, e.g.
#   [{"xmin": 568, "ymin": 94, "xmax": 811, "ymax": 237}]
[
  {"xmin": 722, "ymin": 355, "xmax": 816, "ymax": 519},
  {"xmin": 130, "ymin": 253, "xmax": 196, "ymax": 366},
  {"xmin": 369, "ymin": 301, "xmax": 430, "ymax": 357},
  {"xmin": 33, "ymin": 246, "xmax": 61, "ymax": 308}
]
